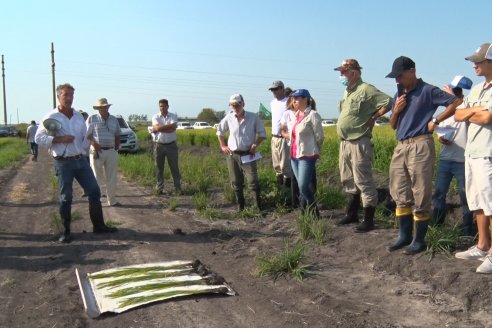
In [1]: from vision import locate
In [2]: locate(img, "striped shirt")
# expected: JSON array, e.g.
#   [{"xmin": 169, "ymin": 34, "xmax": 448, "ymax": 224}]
[
  {"xmin": 216, "ymin": 111, "xmax": 266, "ymax": 151},
  {"xmin": 86, "ymin": 114, "xmax": 121, "ymax": 148}
]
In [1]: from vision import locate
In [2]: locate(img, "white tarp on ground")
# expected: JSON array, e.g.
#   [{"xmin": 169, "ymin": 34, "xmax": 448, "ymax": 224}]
[{"xmin": 76, "ymin": 260, "xmax": 236, "ymax": 318}]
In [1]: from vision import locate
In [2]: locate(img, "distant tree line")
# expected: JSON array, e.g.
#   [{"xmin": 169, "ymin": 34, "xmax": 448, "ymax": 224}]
[{"xmin": 128, "ymin": 114, "xmax": 148, "ymax": 122}]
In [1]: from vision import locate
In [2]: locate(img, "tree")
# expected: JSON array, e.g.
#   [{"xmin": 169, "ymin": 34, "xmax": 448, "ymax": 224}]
[{"xmin": 197, "ymin": 108, "xmax": 219, "ymax": 123}]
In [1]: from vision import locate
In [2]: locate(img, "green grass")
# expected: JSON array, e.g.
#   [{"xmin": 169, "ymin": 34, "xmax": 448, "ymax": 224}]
[
  {"xmin": 0, "ymin": 137, "xmax": 30, "ymax": 169},
  {"xmin": 256, "ymin": 242, "xmax": 312, "ymax": 281},
  {"xmin": 425, "ymin": 225, "xmax": 474, "ymax": 256},
  {"xmin": 296, "ymin": 210, "xmax": 327, "ymax": 245}
]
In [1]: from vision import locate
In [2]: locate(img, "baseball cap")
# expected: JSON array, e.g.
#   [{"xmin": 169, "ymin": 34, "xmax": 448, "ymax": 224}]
[
  {"xmin": 290, "ymin": 89, "xmax": 311, "ymax": 98},
  {"xmin": 386, "ymin": 56, "xmax": 415, "ymax": 78},
  {"xmin": 268, "ymin": 80, "xmax": 284, "ymax": 90},
  {"xmin": 334, "ymin": 59, "xmax": 362, "ymax": 72},
  {"xmin": 229, "ymin": 93, "xmax": 243, "ymax": 104},
  {"xmin": 465, "ymin": 43, "xmax": 492, "ymax": 63},
  {"xmin": 449, "ymin": 76, "xmax": 473, "ymax": 90}
]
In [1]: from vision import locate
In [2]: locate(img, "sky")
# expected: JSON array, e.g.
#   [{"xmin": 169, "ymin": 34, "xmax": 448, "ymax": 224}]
[{"xmin": 0, "ymin": 0, "xmax": 490, "ymax": 124}]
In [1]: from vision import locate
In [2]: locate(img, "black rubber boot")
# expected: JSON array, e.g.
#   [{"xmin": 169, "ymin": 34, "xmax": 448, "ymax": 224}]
[
  {"xmin": 431, "ymin": 207, "xmax": 446, "ymax": 226},
  {"xmin": 284, "ymin": 177, "xmax": 291, "ymax": 188},
  {"xmin": 290, "ymin": 176, "xmax": 300, "ymax": 209},
  {"xmin": 305, "ymin": 201, "xmax": 321, "ymax": 219},
  {"xmin": 387, "ymin": 215, "xmax": 413, "ymax": 251},
  {"xmin": 58, "ymin": 209, "xmax": 71, "ymax": 243},
  {"xmin": 254, "ymin": 189, "xmax": 262, "ymax": 211},
  {"xmin": 337, "ymin": 193, "xmax": 360, "ymax": 225},
  {"xmin": 403, "ymin": 220, "xmax": 429, "ymax": 255},
  {"xmin": 276, "ymin": 175, "xmax": 284, "ymax": 186},
  {"xmin": 89, "ymin": 202, "xmax": 117, "ymax": 233},
  {"xmin": 461, "ymin": 212, "xmax": 476, "ymax": 237},
  {"xmin": 355, "ymin": 206, "xmax": 376, "ymax": 233},
  {"xmin": 235, "ymin": 191, "xmax": 245, "ymax": 212}
]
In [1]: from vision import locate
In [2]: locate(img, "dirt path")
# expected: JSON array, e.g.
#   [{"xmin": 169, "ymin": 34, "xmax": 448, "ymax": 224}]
[{"xmin": 1, "ymin": 151, "xmax": 491, "ymax": 328}]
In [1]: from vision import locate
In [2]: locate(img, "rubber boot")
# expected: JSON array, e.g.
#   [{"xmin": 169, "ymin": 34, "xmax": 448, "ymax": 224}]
[
  {"xmin": 254, "ymin": 189, "xmax": 262, "ymax": 211},
  {"xmin": 89, "ymin": 202, "xmax": 117, "ymax": 233},
  {"xmin": 284, "ymin": 177, "xmax": 291, "ymax": 188},
  {"xmin": 290, "ymin": 176, "xmax": 300, "ymax": 209},
  {"xmin": 461, "ymin": 212, "xmax": 476, "ymax": 237},
  {"xmin": 58, "ymin": 208, "xmax": 72, "ymax": 243},
  {"xmin": 387, "ymin": 215, "xmax": 413, "ymax": 251},
  {"xmin": 403, "ymin": 220, "xmax": 429, "ymax": 255},
  {"xmin": 306, "ymin": 201, "xmax": 321, "ymax": 219},
  {"xmin": 337, "ymin": 193, "xmax": 360, "ymax": 225},
  {"xmin": 276, "ymin": 175, "xmax": 284, "ymax": 186},
  {"xmin": 355, "ymin": 206, "xmax": 375, "ymax": 233},
  {"xmin": 235, "ymin": 190, "xmax": 245, "ymax": 212},
  {"xmin": 430, "ymin": 207, "xmax": 446, "ymax": 226}
]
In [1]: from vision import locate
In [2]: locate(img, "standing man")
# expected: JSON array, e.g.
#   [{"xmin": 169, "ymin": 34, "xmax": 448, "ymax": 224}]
[
  {"xmin": 217, "ymin": 94, "xmax": 266, "ymax": 211},
  {"xmin": 86, "ymin": 98, "xmax": 121, "ymax": 206},
  {"xmin": 454, "ymin": 43, "xmax": 492, "ymax": 273},
  {"xmin": 385, "ymin": 56, "xmax": 462, "ymax": 255},
  {"xmin": 334, "ymin": 59, "xmax": 393, "ymax": 232},
  {"xmin": 269, "ymin": 80, "xmax": 291, "ymax": 187},
  {"xmin": 432, "ymin": 76, "xmax": 474, "ymax": 236},
  {"xmin": 26, "ymin": 120, "xmax": 38, "ymax": 161},
  {"xmin": 35, "ymin": 83, "xmax": 117, "ymax": 243},
  {"xmin": 152, "ymin": 99, "xmax": 181, "ymax": 195}
]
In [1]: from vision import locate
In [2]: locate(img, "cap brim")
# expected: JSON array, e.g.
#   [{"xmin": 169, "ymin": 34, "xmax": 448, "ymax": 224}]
[
  {"xmin": 465, "ymin": 54, "xmax": 484, "ymax": 62},
  {"xmin": 385, "ymin": 71, "xmax": 398, "ymax": 78}
]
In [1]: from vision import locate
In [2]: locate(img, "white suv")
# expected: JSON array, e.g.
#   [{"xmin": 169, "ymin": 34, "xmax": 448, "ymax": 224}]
[
  {"xmin": 193, "ymin": 122, "xmax": 212, "ymax": 129},
  {"xmin": 115, "ymin": 115, "xmax": 139, "ymax": 153},
  {"xmin": 177, "ymin": 121, "xmax": 193, "ymax": 129}
]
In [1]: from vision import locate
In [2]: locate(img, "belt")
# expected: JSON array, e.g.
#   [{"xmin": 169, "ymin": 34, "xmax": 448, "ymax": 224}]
[
  {"xmin": 100, "ymin": 147, "xmax": 114, "ymax": 150},
  {"xmin": 156, "ymin": 141, "xmax": 176, "ymax": 145},
  {"xmin": 272, "ymin": 135, "xmax": 282, "ymax": 138},
  {"xmin": 399, "ymin": 134, "xmax": 432, "ymax": 144},
  {"xmin": 53, "ymin": 154, "xmax": 82, "ymax": 160}
]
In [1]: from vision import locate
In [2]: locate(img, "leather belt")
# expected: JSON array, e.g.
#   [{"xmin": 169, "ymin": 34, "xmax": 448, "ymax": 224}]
[
  {"xmin": 156, "ymin": 141, "xmax": 176, "ymax": 145},
  {"xmin": 232, "ymin": 150, "xmax": 250, "ymax": 156},
  {"xmin": 53, "ymin": 155, "xmax": 82, "ymax": 160},
  {"xmin": 399, "ymin": 134, "xmax": 432, "ymax": 144},
  {"xmin": 272, "ymin": 135, "xmax": 282, "ymax": 138}
]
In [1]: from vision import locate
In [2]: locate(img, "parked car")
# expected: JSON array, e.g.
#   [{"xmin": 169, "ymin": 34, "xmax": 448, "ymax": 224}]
[
  {"xmin": 0, "ymin": 125, "xmax": 10, "ymax": 137},
  {"xmin": 115, "ymin": 115, "xmax": 139, "ymax": 153},
  {"xmin": 321, "ymin": 120, "xmax": 336, "ymax": 127},
  {"xmin": 193, "ymin": 122, "xmax": 212, "ymax": 129},
  {"xmin": 213, "ymin": 123, "xmax": 219, "ymax": 129},
  {"xmin": 177, "ymin": 121, "xmax": 193, "ymax": 129}
]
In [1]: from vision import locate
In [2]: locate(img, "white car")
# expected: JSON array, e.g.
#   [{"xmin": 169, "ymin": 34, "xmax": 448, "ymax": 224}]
[
  {"xmin": 115, "ymin": 115, "xmax": 139, "ymax": 153},
  {"xmin": 321, "ymin": 120, "xmax": 336, "ymax": 127},
  {"xmin": 193, "ymin": 122, "xmax": 212, "ymax": 129},
  {"xmin": 177, "ymin": 121, "xmax": 193, "ymax": 129}
]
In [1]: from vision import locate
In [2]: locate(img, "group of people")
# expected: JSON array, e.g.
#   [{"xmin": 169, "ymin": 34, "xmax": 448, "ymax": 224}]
[{"xmin": 33, "ymin": 43, "xmax": 491, "ymax": 275}]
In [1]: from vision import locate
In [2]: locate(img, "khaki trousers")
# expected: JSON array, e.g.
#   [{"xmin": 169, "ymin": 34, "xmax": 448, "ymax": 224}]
[
  {"xmin": 339, "ymin": 137, "xmax": 378, "ymax": 207},
  {"xmin": 90, "ymin": 148, "xmax": 119, "ymax": 206},
  {"xmin": 271, "ymin": 136, "xmax": 291, "ymax": 178},
  {"xmin": 389, "ymin": 134, "xmax": 435, "ymax": 220}
]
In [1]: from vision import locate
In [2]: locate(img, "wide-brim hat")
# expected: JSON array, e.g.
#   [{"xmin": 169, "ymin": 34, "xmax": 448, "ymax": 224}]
[{"xmin": 93, "ymin": 98, "xmax": 112, "ymax": 109}]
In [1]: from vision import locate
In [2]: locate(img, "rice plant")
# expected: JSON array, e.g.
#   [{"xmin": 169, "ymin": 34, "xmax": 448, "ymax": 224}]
[
  {"xmin": 256, "ymin": 242, "xmax": 312, "ymax": 281},
  {"xmin": 167, "ymin": 198, "xmax": 178, "ymax": 211},
  {"xmin": 192, "ymin": 192, "xmax": 208, "ymax": 211},
  {"xmin": 425, "ymin": 224, "xmax": 474, "ymax": 256},
  {"xmin": 296, "ymin": 210, "xmax": 327, "ymax": 245}
]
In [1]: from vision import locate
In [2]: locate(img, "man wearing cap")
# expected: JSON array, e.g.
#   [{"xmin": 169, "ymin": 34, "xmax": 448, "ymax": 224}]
[
  {"xmin": 268, "ymin": 80, "xmax": 292, "ymax": 188},
  {"xmin": 87, "ymin": 98, "xmax": 122, "ymax": 206},
  {"xmin": 35, "ymin": 83, "xmax": 117, "ymax": 243},
  {"xmin": 431, "ymin": 76, "xmax": 475, "ymax": 236},
  {"xmin": 385, "ymin": 56, "xmax": 462, "ymax": 255},
  {"xmin": 453, "ymin": 43, "xmax": 492, "ymax": 273},
  {"xmin": 334, "ymin": 59, "xmax": 393, "ymax": 232},
  {"xmin": 26, "ymin": 120, "xmax": 38, "ymax": 161},
  {"xmin": 151, "ymin": 99, "xmax": 181, "ymax": 195},
  {"xmin": 217, "ymin": 94, "xmax": 266, "ymax": 211}
]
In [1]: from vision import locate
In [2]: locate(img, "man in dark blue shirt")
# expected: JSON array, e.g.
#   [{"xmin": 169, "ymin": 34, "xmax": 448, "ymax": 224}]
[{"xmin": 385, "ymin": 56, "xmax": 462, "ymax": 255}]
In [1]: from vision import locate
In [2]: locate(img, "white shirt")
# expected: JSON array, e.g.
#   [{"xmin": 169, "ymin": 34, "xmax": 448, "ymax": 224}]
[
  {"xmin": 26, "ymin": 124, "xmax": 38, "ymax": 143},
  {"xmin": 152, "ymin": 112, "xmax": 177, "ymax": 144},
  {"xmin": 216, "ymin": 111, "xmax": 266, "ymax": 151},
  {"xmin": 280, "ymin": 110, "xmax": 296, "ymax": 146},
  {"xmin": 437, "ymin": 116, "xmax": 467, "ymax": 163},
  {"xmin": 270, "ymin": 97, "xmax": 288, "ymax": 136},
  {"xmin": 35, "ymin": 109, "xmax": 89, "ymax": 157}
]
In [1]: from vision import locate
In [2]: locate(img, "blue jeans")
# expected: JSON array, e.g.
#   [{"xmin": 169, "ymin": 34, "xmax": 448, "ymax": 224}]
[
  {"xmin": 30, "ymin": 142, "xmax": 38, "ymax": 157},
  {"xmin": 432, "ymin": 159, "xmax": 472, "ymax": 226},
  {"xmin": 54, "ymin": 157, "xmax": 101, "ymax": 222},
  {"xmin": 291, "ymin": 157, "xmax": 317, "ymax": 206}
]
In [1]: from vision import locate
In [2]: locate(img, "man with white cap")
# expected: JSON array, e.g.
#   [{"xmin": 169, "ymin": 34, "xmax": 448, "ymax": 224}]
[
  {"xmin": 268, "ymin": 80, "xmax": 292, "ymax": 188},
  {"xmin": 432, "ymin": 76, "xmax": 474, "ymax": 236},
  {"xmin": 87, "ymin": 98, "xmax": 122, "ymax": 206},
  {"xmin": 454, "ymin": 43, "xmax": 492, "ymax": 273},
  {"xmin": 216, "ymin": 94, "xmax": 266, "ymax": 211}
]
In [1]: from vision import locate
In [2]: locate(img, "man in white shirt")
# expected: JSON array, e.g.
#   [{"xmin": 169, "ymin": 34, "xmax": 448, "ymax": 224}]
[
  {"xmin": 26, "ymin": 120, "xmax": 38, "ymax": 161},
  {"xmin": 151, "ymin": 99, "xmax": 181, "ymax": 195},
  {"xmin": 269, "ymin": 80, "xmax": 291, "ymax": 187}
]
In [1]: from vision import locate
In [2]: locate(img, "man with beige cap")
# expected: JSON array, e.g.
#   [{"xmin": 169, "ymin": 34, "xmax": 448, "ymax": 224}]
[
  {"xmin": 87, "ymin": 98, "xmax": 122, "ymax": 206},
  {"xmin": 454, "ymin": 43, "xmax": 492, "ymax": 273}
]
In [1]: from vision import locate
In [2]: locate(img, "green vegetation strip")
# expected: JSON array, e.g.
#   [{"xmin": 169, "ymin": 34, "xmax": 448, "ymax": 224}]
[
  {"xmin": 108, "ymin": 279, "xmax": 208, "ymax": 298},
  {"xmin": 89, "ymin": 263, "xmax": 192, "ymax": 280},
  {"xmin": 0, "ymin": 138, "xmax": 30, "ymax": 169},
  {"xmin": 94, "ymin": 269, "xmax": 194, "ymax": 289}
]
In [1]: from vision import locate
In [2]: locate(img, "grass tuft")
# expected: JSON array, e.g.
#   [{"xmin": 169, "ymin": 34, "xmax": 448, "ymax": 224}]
[
  {"xmin": 425, "ymin": 225, "xmax": 474, "ymax": 256},
  {"xmin": 256, "ymin": 242, "xmax": 312, "ymax": 281},
  {"xmin": 296, "ymin": 210, "xmax": 327, "ymax": 245}
]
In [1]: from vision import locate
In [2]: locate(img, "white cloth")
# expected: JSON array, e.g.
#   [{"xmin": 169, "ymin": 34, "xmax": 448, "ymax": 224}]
[
  {"xmin": 35, "ymin": 109, "xmax": 89, "ymax": 157},
  {"xmin": 436, "ymin": 116, "xmax": 467, "ymax": 163},
  {"xmin": 216, "ymin": 111, "xmax": 266, "ymax": 152},
  {"xmin": 270, "ymin": 97, "xmax": 288, "ymax": 136},
  {"xmin": 465, "ymin": 157, "xmax": 492, "ymax": 216},
  {"xmin": 26, "ymin": 124, "xmax": 38, "ymax": 143},
  {"xmin": 152, "ymin": 112, "xmax": 177, "ymax": 144}
]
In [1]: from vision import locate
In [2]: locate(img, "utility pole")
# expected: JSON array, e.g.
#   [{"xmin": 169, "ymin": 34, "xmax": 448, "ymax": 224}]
[
  {"xmin": 51, "ymin": 42, "xmax": 56, "ymax": 108},
  {"xmin": 2, "ymin": 55, "xmax": 6, "ymax": 125}
]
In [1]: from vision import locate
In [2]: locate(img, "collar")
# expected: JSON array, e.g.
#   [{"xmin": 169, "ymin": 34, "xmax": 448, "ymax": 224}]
[{"xmin": 347, "ymin": 78, "xmax": 363, "ymax": 91}]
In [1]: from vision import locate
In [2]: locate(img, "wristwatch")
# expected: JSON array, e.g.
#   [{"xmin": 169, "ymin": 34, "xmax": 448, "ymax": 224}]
[{"xmin": 432, "ymin": 117, "xmax": 440, "ymax": 126}]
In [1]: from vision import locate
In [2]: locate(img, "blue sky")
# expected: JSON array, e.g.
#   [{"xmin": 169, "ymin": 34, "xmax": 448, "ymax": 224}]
[{"xmin": 0, "ymin": 0, "xmax": 490, "ymax": 124}]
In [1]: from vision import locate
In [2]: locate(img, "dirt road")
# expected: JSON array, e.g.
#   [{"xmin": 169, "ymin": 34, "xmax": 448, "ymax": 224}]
[{"xmin": 1, "ymin": 151, "xmax": 491, "ymax": 328}]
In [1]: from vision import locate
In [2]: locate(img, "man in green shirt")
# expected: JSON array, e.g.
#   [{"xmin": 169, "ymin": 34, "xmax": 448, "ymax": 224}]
[{"xmin": 334, "ymin": 59, "xmax": 393, "ymax": 232}]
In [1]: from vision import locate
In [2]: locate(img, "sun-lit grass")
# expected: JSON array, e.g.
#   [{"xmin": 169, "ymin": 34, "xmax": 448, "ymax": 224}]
[
  {"xmin": 297, "ymin": 210, "xmax": 327, "ymax": 245},
  {"xmin": 0, "ymin": 137, "xmax": 30, "ymax": 169},
  {"xmin": 256, "ymin": 242, "xmax": 312, "ymax": 281},
  {"xmin": 425, "ymin": 225, "xmax": 474, "ymax": 257}
]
